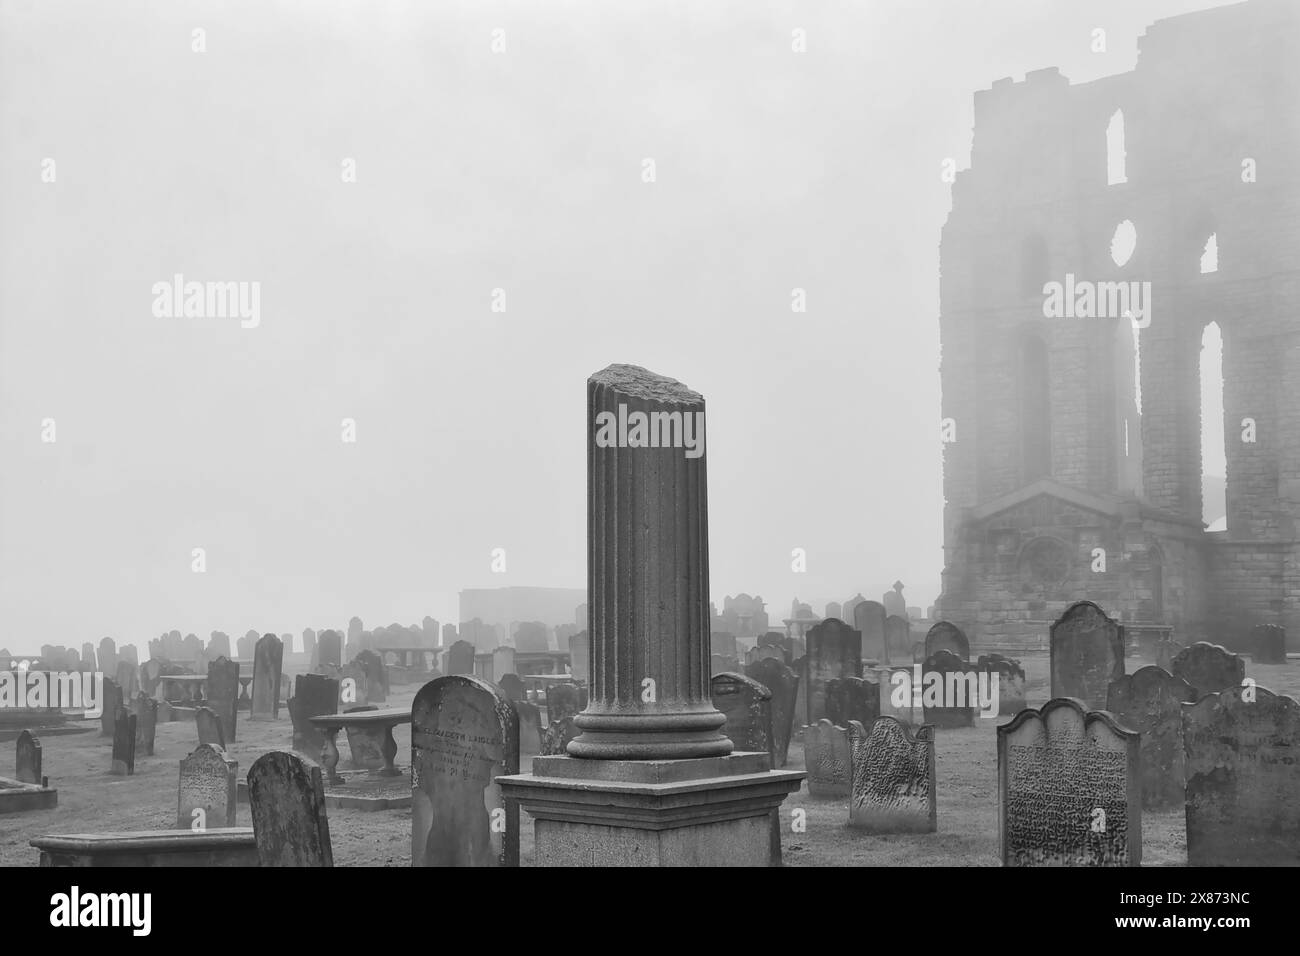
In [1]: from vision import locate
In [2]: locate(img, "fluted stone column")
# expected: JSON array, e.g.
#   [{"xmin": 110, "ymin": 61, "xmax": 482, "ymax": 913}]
[{"xmin": 568, "ymin": 364, "xmax": 732, "ymax": 760}]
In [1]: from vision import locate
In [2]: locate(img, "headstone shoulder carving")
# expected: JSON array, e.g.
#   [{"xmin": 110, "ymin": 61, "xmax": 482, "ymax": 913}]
[{"xmin": 178, "ymin": 743, "xmax": 238, "ymax": 829}]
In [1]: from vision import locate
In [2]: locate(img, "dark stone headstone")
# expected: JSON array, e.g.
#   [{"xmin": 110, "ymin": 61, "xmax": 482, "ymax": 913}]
[
  {"xmin": 446, "ymin": 640, "xmax": 476, "ymax": 677},
  {"xmin": 111, "ymin": 710, "xmax": 137, "ymax": 776},
  {"xmin": 1251, "ymin": 624, "xmax": 1286, "ymax": 664},
  {"xmin": 825, "ymin": 675, "xmax": 881, "ymax": 730},
  {"xmin": 1106, "ymin": 666, "xmax": 1195, "ymax": 809},
  {"xmin": 1183, "ymin": 686, "xmax": 1300, "ymax": 866},
  {"xmin": 289, "ymin": 674, "xmax": 339, "ymax": 756},
  {"xmin": 804, "ymin": 719, "xmax": 851, "ymax": 799},
  {"xmin": 498, "ymin": 673, "xmax": 525, "ymax": 702},
  {"xmin": 745, "ymin": 658, "xmax": 798, "ymax": 768},
  {"xmin": 976, "ymin": 654, "xmax": 1027, "ymax": 715},
  {"xmin": 178, "ymin": 743, "xmax": 237, "ymax": 830},
  {"xmin": 1049, "ymin": 601, "xmax": 1125, "ymax": 708},
  {"xmin": 921, "ymin": 649, "xmax": 977, "ymax": 728},
  {"xmin": 316, "ymin": 630, "xmax": 343, "ymax": 669},
  {"xmin": 853, "ymin": 600, "xmax": 887, "ymax": 664},
  {"xmin": 207, "ymin": 657, "xmax": 240, "ymax": 743},
  {"xmin": 252, "ymin": 634, "xmax": 284, "ymax": 721},
  {"xmin": 247, "ymin": 751, "xmax": 334, "ymax": 867},
  {"xmin": 411, "ymin": 675, "xmax": 519, "ymax": 867},
  {"xmin": 99, "ymin": 679, "xmax": 122, "ymax": 738},
  {"xmin": 1171, "ymin": 642, "xmax": 1246, "ymax": 699},
  {"xmin": 805, "ymin": 618, "xmax": 862, "ymax": 725},
  {"xmin": 848, "ymin": 717, "xmax": 936, "ymax": 833},
  {"xmin": 195, "ymin": 706, "xmax": 225, "ymax": 748},
  {"xmin": 16, "ymin": 730, "xmax": 42, "ymax": 784},
  {"xmin": 545, "ymin": 683, "xmax": 582, "ymax": 723},
  {"xmin": 998, "ymin": 698, "xmax": 1140, "ymax": 867},
  {"xmin": 924, "ymin": 621, "xmax": 970, "ymax": 661},
  {"xmin": 516, "ymin": 700, "xmax": 544, "ymax": 760},
  {"xmin": 710, "ymin": 672, "xmax": 774, "ymax": 762},
  {"xmin": 132, "ymin": 694, "xmax": 158, "ymax": 756}
]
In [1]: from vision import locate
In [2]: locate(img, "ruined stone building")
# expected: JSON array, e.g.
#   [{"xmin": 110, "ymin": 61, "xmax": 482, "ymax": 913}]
[{"xmin": 936, "ymin": 0, "xmax": 1299, "ymax": 651}]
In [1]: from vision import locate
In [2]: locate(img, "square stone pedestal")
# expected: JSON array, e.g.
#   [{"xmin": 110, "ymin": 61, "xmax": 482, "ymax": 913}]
[{"xmin": 497, "ymin": 752, "xmax": 805, "ymax": 867}]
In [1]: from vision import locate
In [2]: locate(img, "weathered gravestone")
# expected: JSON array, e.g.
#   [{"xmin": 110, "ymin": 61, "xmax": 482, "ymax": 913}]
[
  {"xmin": 1105, "ymin": 666, "xmax": 1195, "ymax": 809},
  {"xmin": 804, "ymin": 719, "xmax": 852, "ymax": 799},
  {"xmin": 805, "ymin": 618, "xmax": 862, "ymax": 726},
  {"xmin": 516, "ymin": 700, "xmax": 544, "ymax": 760},
  {"xmin": 289, "ymin": 674, "xmax": 339, "ymax": 756},
  {"xmin": 446, "ymin": 640, "xmax": 476, "ymax": 677},
  {"xmin": 247, "ymin": 751, "xmax": 334, "ymax": 866},
  {"xmin": 568, "ymin": 631, "xmax": 588, "ymax": 682},
  {"xmin": 111, "ymin": 710, "xmax": 137, "ymax": 776},
  {"xmin": 744, "ymin": 657, "xmax": 798, "ymax": 767},
  {"xmin": 1171, "ymin": 642, "xmax": 1246, "ymax": 699},
  {"xmin": 207, "ymin": 657, "xmax": 240, "ymax": 743},
  {"xmin": 252, "ymin": 634, "xmax": 284, "ymax": 721},
  {"xmin": 178, "ymin": 743, "xmax": 237, "ymax": 829},
  {"xmin": 853, "ymin": 600, "xmax": 888, "ymax": 664},
  {"xmin": 132, "ymin": 694, "xmax": 158, "ymax": 756},
  {"xmin": 710, "ymin": 672, "xmax": 774, "ymax": 762},
  {"xmin": 195, "ymin": 706, "xmax": 225, "ymax": 748},
  {"xmin": 922, "ymin": 649, "xmax": 978, "ymax": 728},
  {"xmin": 1183, "ymin": 686, "xmax": 1300, "ymax": 866},
  {"xmin": 848, "ymin": 717, "xmax": 936, "ymax": 833},
  {"xmin": 541, "ymin": 715, "xmax": 578, "ymax": 756},
  {"xmin": 825, "ymin": 675, "xmax": 880, "ymax": 730},
  {"xmin": 1049, "ymin": 601, "xmax": 1125, "ymax": 708},
  {"xmin": 545, "ymin": 683, "xmax": 582, "ymax": 723},
  {"xmin": 1251, "ymin": 624, "xmax": 1287, "ymax": 664},
  {"xmin": 884, "ymin": 615, "xmax": 912, "ymax": 661},
  {"xmin": 99, "ymin": 679, "xmax": 122, "ymax": 738},
  {"xmin": 998, "ymin": 698, "xmax": 1140, "ymax": 866},
  {"xmin": 924, "ymin": 621, "xmax": 970, "ymax": 661},
  {"xmin": 316, "ymin": 630, "xmax": 343, "ymax": 670},
  {"xmin": 977, "ymin": 654, "xmax": 1027, "ymax": 715},
  {"xmin": 411, "ymin": 675, "xmax": 519, "ymax": 867},
  {"xmin": 16, "ymin": 730, "xmax": 42, "ymax": 784},
  {"xmin": 498, "ymin": 673, "xmax": 525, "ymax": 702}
]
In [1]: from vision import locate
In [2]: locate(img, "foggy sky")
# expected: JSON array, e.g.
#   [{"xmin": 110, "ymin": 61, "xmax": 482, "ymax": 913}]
[{"xmin": 0, "ymin": 0, "xmax": 1231, "ymax": 654}]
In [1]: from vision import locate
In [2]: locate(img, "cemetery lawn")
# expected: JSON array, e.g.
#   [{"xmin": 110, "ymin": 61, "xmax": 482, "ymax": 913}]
[{"xmin": 3, "ymin": 655, "xmax": 1296, "ymax": 867}]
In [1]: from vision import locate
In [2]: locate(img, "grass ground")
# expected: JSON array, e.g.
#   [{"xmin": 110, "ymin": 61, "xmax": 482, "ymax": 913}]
[{"xmin": 2, "ymin": 653, "xmax": 1296, "ymax": 866}]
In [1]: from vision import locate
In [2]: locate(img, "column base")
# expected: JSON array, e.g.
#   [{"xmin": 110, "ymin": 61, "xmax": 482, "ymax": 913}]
[{"xmin": 497, "ymin": 752, "xmax": 806, "ymax": 867}]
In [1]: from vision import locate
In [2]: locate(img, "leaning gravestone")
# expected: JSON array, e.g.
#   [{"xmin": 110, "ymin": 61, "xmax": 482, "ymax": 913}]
[
  {"xmin": 247, "ymin": 751, "xmax": 333, "ymax": 866},
  {"xmin": 804, "ymin": 719, "xmax": 852, "ymax": 799},
  {"xmin": 854, "ymin": 601, "xmax": 887, "ymax": 663},
  {"xmin": 207, "ymin": 657, "xmax": 240, "ymax": 743},
  {"xmin": 446, "ymin": 640, "xmax": 476, "ymax": 677},
  {"xmin": 998, "ymin": 698, "xmax": 1140, "ymax": 866},
  {"xmin": 1251, "ymin": 624, "xmax": 1286, "ymax": 664},
  {"xmin": 289, "ymin": 674, "xmax": 339, "ymax": 756},
  {"xmin": 1171, "ymin": 642, "xmax": 1246, "ymax": 699},
  {"xmin": 412, "ymin": 675, "xmax": 519, "ymax": 867},
  {"xmin": 1049, "ymin": 601, "xmax": 1125, "ymax": 708},
  {"xmin": 710, "ymin": 672, "xmax": 774, "ymax": 762},
  {"xmin": 177, "ymin": 743, "xmax": 238, "ymax": 830},
  {"xmin": 924, "ymin": 621, "xmax": 970, "ymax": 661},
  {"xmin": 1183, "ymin": 685, "xmax": 1300, "ymax": 866},
  {"xmin": 805, "ymin": 618, "xmax": 862, "ymax": 726},
  {"xmin": 744, "ymin": 657, "xmax": 798, "ymax": 768},
  {"xmin": 252, "ymin": 634, "xmax": 284, "ymax": 721},
  {"xmin": 1105, "ymin": 666, "xmax": 1195, "ymax": 809},
  {"xmin": 132, "ymin": 694, "xmax": 158, "ymax": 756},
  {"xmin": 884, "ymin": 615, "xmax": 912, "ymax": 661},
  {"xmin": 825, "ymin": 675, "xmax": 881, "ymax": 730},
  {"xmin": 976, "ymin": 654, "xmax": 1027, "ymax": 715},
  {"xmin": 110, "ymin": 710, "xmax": 137, "ymax": 776},
  {"xmin": 195, "ymin": 706, "xmax": 225, "ymax": 748},
  {"xmin": 848, "ymin": 717, "xmax": 936, "ymax": 833},
  {"xmin": 16, "ymin": 730, "xmax": 42, "ymax": 784},
  {"xmin": 922, "ymin": 649, "xmax": 978, "ymax": 728}
]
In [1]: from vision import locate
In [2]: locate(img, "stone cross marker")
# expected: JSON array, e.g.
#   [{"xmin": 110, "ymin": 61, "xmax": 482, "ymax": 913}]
[
  {"xmin": 1105, "ymin": 666, "xmax": 1195, "ymax": 809},
  {"xmin": 1171, "ymin": 642, "xmax": 1245, "ymax": 699},
  {"xmin": 710, "ymin": 672, "xmax": 774, "ymax": 762},
  {"xmin": 289, "ymin": 674, "xmax": 339, "ymax": 757},
  {"xmin": 1049, "ymin": 601, "xmax": 1125, "ymax": 708},
  {"xmin": 247, "ymin": 751, "xmax": 333, "ymax": 866},
  {"xmin": 412, "ymin": 675, "xmax": 519, "ymax": 867},
  {"xmin": 998, "ymin": 698, "xmax": 1140, "ymax": 866},
  {"xmin": 1183, "ymin": 686, "xmax": 1300, "ymax": 865},
  {"xmin": 804, "ymin": 618, "xmax": 862, "ymax": 727},
  {"xmin": 207, "ymin": 656, "xmax": 240, "ymax": 743},
  {"xmin": 744, "ymin": 658, "xmax": 798, "ymax": 768},
  {"xmin": 853, "ymin": 600, "xmax": 888, "ymax": 664},
  {"xmin": 16, "ymin": 730, "xmax": 42, "ymax": 785},
  {"xmin": 825, "ymin": 675, "xmax": 881, "ymax": 730},
  {"xmin": 195, "ymin": 706, "xmax": 225, "ymax": 747},
  {"xmin": 848, "ymin": 717, "xmax": 936, "ymax": 833},
  {"xmin": 805, "ymin": 719, "xmax": 852, "ymax": 799},
  {"xmin": 252, "ymin": 634, "xmax": 284, "ymax": 721},
  {"xmin": 924, "ymin": 621, "xmax": 970, "ymax": 661},
  {"xmin": 177, "ymin": 743, "xmax": 238, "ymax": 830},
  {"xmin": 111, "ymin": 710, "xmax": 137, "ymax": 776},
  {"xmin": 1250, "ymin": 624, "xmax": 1286, "ymax": 664}
]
